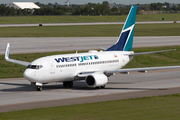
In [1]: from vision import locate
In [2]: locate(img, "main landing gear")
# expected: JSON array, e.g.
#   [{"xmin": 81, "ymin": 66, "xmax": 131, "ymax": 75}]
[
  {"xmin": 96, "ymin": 85, "xmax": 106, "ymax": 89},
  {"xmin": 63, "ymin": 81, "xmax": 73, "ymax": 88},
  {"xmin": 37, "ymin": 86, "xmax": 42, "ymax": 91}
]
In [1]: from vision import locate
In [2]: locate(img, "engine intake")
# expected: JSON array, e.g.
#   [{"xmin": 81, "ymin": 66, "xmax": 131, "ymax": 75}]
[{"xmin": 85, "ymin": 73, "xmax": 108, "ymax": 87}]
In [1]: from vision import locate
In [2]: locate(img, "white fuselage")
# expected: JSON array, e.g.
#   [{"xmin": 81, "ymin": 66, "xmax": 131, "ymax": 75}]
[{"xmin": 23, "ymin": 50, "xmax": 134, "ymax": 83}]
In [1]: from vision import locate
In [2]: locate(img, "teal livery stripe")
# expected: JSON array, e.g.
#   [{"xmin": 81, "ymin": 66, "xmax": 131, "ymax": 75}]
[{"xmin": 123, "ymin": 5, "xmax": 137, "ymax": 30}]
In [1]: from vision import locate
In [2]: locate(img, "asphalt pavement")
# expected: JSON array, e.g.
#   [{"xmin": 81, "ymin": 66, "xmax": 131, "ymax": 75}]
[
  {"xmin": 0, "ymin": 70, "xmax": 180, "ymax": 112},
  {"xmin": 0, "ymin": 36, "xmax": 180, "ymax": 54},
  {"xmin": 0, "ymin": 21, "xmax": 179, "ymax": 27}
]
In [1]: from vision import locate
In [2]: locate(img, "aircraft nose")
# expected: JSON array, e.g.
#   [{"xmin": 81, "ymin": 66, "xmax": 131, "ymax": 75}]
[{"xmin": 23, "ymin": 69, "xmax": 34, "ymax": 81}]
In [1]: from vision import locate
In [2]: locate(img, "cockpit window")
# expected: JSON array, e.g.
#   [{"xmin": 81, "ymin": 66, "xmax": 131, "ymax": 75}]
[{"xmin": 27, "ymin": 65, "xmax": 43, "ymax": 69}]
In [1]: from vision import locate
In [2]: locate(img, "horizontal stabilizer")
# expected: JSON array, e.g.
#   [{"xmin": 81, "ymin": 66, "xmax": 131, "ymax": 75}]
[
  {"xmin": 99, "ymin": 47, "xmax": 106, "ymax": 50},
  {"xmin": 130, "ymin": 49, "xmax": 176, "ymax": 56}
]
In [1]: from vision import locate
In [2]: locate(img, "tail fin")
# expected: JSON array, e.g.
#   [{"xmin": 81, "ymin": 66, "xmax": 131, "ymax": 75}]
[{"xmin": 106, "ymin": 5, "xmax": 137, "ymax": 51}]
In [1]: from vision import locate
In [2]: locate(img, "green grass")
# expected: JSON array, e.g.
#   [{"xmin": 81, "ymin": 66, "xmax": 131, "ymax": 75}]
[
  {"xmin": 0, "ymin": 23, "xmax": 180, "ymax": 37},
  {"xmin": 0, "ymin": 46, "xmax": 180, "ymax": 78},
  {"xmin": 1, "ymin": 94, "xmax": 180, "ymax": 119},
  {"xmin": 0, "ymin": 14, "xmax": 180, "ymax": 24}
]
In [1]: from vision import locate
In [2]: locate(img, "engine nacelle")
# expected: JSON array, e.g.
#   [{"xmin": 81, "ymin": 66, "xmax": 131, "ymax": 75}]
[{"xmin": 85, "ymin": 73, "xmax": 108, "ymax": 87}]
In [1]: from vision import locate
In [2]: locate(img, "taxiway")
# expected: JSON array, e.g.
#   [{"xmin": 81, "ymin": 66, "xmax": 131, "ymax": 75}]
[
  {"xmin": 0, "ymin": 21, "xmax": 179, "ymax": 27},
  {"xmin": 0, "ymin": 71, "xmax": 180, "ymax": 112},
  {"xmin": 0, "ymin": 36, "xmax": 180, "ymax": 54}
]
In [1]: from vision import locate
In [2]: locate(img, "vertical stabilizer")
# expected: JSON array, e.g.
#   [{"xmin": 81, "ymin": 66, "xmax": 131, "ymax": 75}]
[{"xmin": 106, "ymin": 5, "xmax": 137, "ymax": 51}]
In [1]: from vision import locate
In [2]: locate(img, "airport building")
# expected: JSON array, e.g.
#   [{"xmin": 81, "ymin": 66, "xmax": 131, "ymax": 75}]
[{"xmin": 6, "ymin": 2, "xmax": 40, "ymax": 9}]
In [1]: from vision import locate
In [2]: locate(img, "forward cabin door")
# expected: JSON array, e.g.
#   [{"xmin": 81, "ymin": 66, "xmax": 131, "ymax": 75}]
[{"xmin": 48, "ymin": 60, "xmax": 55, "ymax": 74}]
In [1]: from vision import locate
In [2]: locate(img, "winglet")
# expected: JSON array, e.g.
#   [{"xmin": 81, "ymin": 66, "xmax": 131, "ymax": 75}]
[{"xmin": 5, "ymin": 43, "xmax": 10, "ymax": 60}]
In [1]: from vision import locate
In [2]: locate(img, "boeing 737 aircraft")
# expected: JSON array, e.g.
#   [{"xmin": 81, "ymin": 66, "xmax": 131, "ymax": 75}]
[{"xmin": 5, "ymin": 5, "xmax": 180, "ymax": 91}]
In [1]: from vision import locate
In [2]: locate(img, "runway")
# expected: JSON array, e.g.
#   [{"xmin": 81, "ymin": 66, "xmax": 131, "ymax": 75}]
[
  {"xmin": 0, "ymin": 36, "xmax": 180, "ymax": 54},
  {"xmin": 0, "ymin": 70, "xmax": 180, "ymax": 112},
  {"xmin": 0, "ymin": 21, "xmax": 179, "ymax": 27}
]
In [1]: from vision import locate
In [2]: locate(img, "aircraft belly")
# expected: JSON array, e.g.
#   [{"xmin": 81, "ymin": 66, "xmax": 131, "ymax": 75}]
[{"xmin": 54, "ymin": 67, "xmax": 76, "ymax": 81}]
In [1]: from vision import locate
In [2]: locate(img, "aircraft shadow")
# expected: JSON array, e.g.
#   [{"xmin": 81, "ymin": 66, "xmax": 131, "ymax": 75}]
[
  {"xmin": 0, "ymin": 82, "xmax": 36, "ymax": 92},
  {"xmin": 0, "ymin": 81, "xmax": 167, "ymax": 92},
  {"xmin": 108, "ymin": 82, "xmax": 134, "ymax": 84},
  {"xmin": 71, "ymin": 87, "xmax": 167, "ymax": 91}
]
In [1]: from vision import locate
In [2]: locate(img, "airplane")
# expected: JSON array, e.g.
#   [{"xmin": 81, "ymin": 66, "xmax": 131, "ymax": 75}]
[{"xmin": 5, "ymin": 5, "xmax": 180, "ymax": 91}]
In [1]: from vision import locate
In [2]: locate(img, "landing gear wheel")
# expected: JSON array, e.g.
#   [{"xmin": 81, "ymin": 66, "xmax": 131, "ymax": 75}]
[
  {"xmin": 101, "ymin": 85, "xmax": 106, "ymax": 89},
  {"xmin": 68, "ymin": 81, "xmax": 73, "ymax": 88},
  {"xmin": 95, "ymin": 85, "xmax": 106, "ymax": 89},
  {"xmin": 63, "ymin": 82, "xmax": 68, "ymax": 88},
  {"xmin": 63, "ymin": 81, "xmax": 73, "ymax": 88},
  {"xmin": 37, "ymin": 86, "xmax": 42, "ymax": 91}
]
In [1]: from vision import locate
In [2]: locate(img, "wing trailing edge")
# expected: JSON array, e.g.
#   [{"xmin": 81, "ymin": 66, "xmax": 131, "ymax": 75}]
[{"xmin": 105, "ymin": 66, "xmax": 180, "ymax": 74}]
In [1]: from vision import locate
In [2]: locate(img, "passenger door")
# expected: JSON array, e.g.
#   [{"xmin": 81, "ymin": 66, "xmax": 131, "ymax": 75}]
[{"xmin": 48, "ymin": 60, "xmax": 55, "ymax": 74}]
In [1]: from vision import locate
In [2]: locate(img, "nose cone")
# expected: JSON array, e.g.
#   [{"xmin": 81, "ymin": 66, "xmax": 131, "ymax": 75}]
[{"xmin": 23, "ymin": 69, "xmax": 35, "ymax": 82}]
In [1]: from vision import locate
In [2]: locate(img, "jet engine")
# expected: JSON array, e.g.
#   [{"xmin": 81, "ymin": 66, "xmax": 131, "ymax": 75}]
[{"xmin": 85, "ymin": 73, "xmax": 108, "ymax": 87}]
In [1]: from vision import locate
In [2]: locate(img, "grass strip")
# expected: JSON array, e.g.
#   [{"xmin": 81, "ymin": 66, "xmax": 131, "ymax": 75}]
[
  {"xmin": 1, "ymin": 94, "xmax": 180, "ymax": 119},
  {"xmin": 0, "ymin": 14, "xmax": 180, "ymax": 24},
  {"xmin": 0, "ymin": 45, "xmax": 180, "ymax": 78},
  {"xmin": 0, "ymin": 23, "xmax": 180, "ymax": 37}
]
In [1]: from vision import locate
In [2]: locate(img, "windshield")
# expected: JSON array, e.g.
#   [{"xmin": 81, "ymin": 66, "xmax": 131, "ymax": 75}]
[{"xmin": 27, "ymin": 65, "xmax": 43, "ymax": 69}]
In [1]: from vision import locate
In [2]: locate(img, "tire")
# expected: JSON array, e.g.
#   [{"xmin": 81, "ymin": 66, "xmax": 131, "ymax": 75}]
[
  {"xmin": 68, "ymin": 81, "xmax": 73, "ymax": 88},
  {"xmin": 37, "ymin": 86, "xmax": 42, "ymax": 91},
  {"xmin": 63, "ymin": 82, "xmax": 68, "ymax": 88},
  {"xmin": 63, "ymin": 81, "xmax": 73, "ymax": 88},
  {"xmin": 101, "ymin": 85, "xmax": 106, "ymax": 89}
]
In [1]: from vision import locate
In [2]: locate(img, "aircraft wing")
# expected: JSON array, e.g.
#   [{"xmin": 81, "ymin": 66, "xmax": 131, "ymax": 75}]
[
  {"xmin": 5, "ymin": 43, "xmax": 30, "ymax": 67},
  {"xmin": 77, "ymin": 71, "xmax": 101, "ymax": 77},
  {"xmin": 105, "ymin": 66, "xmax": 180, "ymax": 74},
  {"xmin": 77, "ymin": 66, "xmax": 180, "ymax": 78}
]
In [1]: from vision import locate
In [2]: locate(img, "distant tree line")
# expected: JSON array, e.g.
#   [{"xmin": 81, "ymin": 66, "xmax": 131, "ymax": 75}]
[
  {"xmin": 0, "ymin": 2, "xmax": 180, "ymax": 16},
  {"xmin": 139, "ymin": 2, "xmax": 180, "ymax": 11},
  {"xmin": 34, "ymin": 2, "xmax": 112, "ymax": 15},
  {"xmin": 72, "ymin": 3, "xmax": 111, "ymax": 15},
  {"xmin": 33, "ymin": 6, "xmax": 66, "ymax": 15},
  {"xmin": 0, "ymin": 4, "xmax": 30, "ymax": 16}
]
